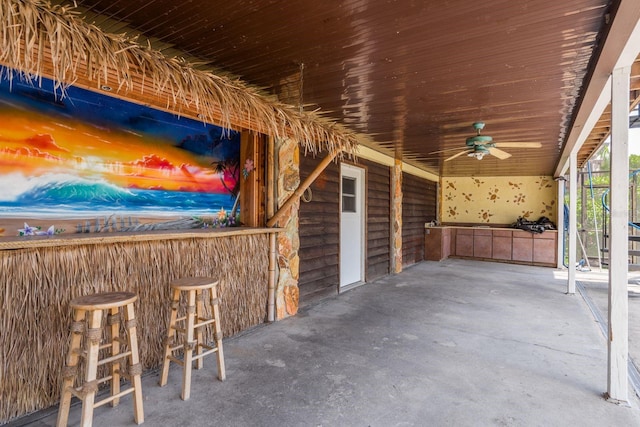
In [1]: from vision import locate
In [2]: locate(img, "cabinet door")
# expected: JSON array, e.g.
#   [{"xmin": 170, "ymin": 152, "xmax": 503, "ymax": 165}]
[
  {"xmin": 512, "ymin": 230, "xmax": 533, "ymax": 262},
  {"xmin": 533, "ymin": 232, "xmax": 557, "ymax": 265},
  {"xmin": 424, "ymin": 228, "xmax": 443, "ymax": 261},
  {"xmin": 473, "ymin": 229, "xmax": 492, "ymax": 258},
  {"xmin": 455, "ymin": 229, "xmax": 474, "ymax": 257},
  {"xmin": 492, "ymin": 230, "xmax": 512, "ymax": 260}
]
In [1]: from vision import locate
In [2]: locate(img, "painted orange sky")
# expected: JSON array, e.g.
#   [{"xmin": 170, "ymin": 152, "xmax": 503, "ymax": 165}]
[{"xmin": 0, "ymin": 107, "xmax": 234, "ymax": 193}]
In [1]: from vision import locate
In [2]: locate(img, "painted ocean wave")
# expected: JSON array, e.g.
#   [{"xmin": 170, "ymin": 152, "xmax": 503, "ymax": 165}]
[{"xmin": 0, "ymin": 173, "xmax": 236, "ymax": 217}]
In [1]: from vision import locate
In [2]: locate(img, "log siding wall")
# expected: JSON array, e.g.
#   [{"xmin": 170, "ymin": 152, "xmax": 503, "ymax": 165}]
[
  {"xmin": 298, "ymin": 154, "xmax": 340, "ymax": 302},
  {"xmin": 299, "ymin": 158, "xmax": 428, "ymax": 296},
  {"xmin": 361, "ymin": 159, "xmax": 391, "ymax": 281},
  {"xmin": 402, "ymin": 172, "xmax": 437, "ymax": 265}
]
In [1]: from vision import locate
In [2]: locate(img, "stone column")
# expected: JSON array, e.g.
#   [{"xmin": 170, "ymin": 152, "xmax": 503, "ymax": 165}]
[
  {"xmin": 275, "ymin": 138, "xmax": 300, "ymax": 319},
  {"xmin": 391, "ymin": 158, "xmax": 403, "ymax": 273}
]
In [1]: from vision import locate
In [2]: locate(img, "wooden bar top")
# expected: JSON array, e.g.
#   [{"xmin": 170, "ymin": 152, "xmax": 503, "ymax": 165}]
[{"xmin": 0, "ymin": 227, "xmax": 282, "ymax": 251}]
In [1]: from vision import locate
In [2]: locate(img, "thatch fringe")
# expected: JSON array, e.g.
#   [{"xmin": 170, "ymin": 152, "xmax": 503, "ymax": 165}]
[
  {"xmin": 0, "ymin": 233, "xmax": 268, "ymax": 422},
  {"xmin": 0, "ymin": 0, "xmax": 358, "ymax": 158}
]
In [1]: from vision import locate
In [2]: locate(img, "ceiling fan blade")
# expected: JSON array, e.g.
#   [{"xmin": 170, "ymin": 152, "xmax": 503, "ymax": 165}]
[
  {"xmin": 445, "ymin": 150, "xmax": 472, "ymax": 162},
  {"xmin": 488, "ymin": 147, "xmax": 512, "ymax": 160},
  {"xmin": 494, "ymin": 142, "xmax": 542, "ymax": 148},
  {"xmin": 427, "ymin": 146, "xmax": 469, "ymax": 155}
]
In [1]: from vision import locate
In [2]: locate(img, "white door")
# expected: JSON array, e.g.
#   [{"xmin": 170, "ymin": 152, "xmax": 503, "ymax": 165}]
[{"xmin": 340, "ymin": 164, "xmax": 365, "ymax": 289}]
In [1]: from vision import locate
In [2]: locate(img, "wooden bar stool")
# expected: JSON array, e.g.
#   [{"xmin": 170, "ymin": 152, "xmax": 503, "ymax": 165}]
[
  {"xmin": 57, "ymin": 292, "xmax": 144, "ymax": 427},
  {"xmin": 159, "ymin": 277, "xmax": 225, "ymax": 400}
]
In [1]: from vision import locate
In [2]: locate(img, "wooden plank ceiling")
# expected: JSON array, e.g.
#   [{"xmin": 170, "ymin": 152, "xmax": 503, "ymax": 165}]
[
  {"xmin": 576, "ymin": 57, "xmax": 640, "ymax": 167},
  {"xmin": 60, "ymin": 0, "xmax": 617, "ymax": 177}
]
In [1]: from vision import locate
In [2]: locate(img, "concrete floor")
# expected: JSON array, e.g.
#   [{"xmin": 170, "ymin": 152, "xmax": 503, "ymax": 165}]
[
  {"xmin": 576, "ymin": 268, "xmax": 640, "ymax": 377},
  {"xmin": 13, "ymin": 259, "xmax": 640, "ymax": 426}
]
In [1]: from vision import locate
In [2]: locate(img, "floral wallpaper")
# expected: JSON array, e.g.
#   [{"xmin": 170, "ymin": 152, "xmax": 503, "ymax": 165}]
[{"xmin": 441, "ymin": 176, "xmax": 556, "ymax": 224}]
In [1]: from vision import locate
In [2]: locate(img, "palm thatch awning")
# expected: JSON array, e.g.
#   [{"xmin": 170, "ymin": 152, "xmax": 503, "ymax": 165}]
[{"xmin": 0, "ymin": 0, "xmax": 358, "ymax": 156}]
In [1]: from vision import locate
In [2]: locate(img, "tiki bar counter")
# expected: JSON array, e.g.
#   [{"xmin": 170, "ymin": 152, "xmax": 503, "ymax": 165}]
[
  {"xmin": 0, "ymin": 228, "xmax": 283, "ymax": 421},
  {"xmin": 0, "ymin": 0, "xmax": 363, "ymax": 421}
]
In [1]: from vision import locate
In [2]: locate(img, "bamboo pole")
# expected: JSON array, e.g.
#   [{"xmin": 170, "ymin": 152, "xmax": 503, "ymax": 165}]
[
  {"xmin": 268, "ymin": 233, "xmax": 276, "ymax": 322},
  {"xmin": 267, "ymin": 136, "xmax": 276, "ymax": 322},
  {"xmin": 267, "ymin": 149, "xmax": 340, "ymax": 227},
  {"xmin": 267, "ymin": 136, "xmax": 275, "ymax": 220}
]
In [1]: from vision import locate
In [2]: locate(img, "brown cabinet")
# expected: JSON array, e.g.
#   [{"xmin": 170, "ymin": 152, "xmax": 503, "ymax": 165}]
[
  {"xmin": 512, "ymin": 230, "xmax": 533, "ymax": 262},
  {"xmin": 424, "ymin": 227, "xmax": 451, "ymax": 261},
  {"xmin": 454, "ymin": 228, "xmax": 474, "ymax": 257},
  {"xmin": 473, "ymin": 228, "xmax": 492, "ymax": 258},
  {"xmin": 492, "ymin": 230, "xmax": 512, "ymax": 261},
  {"xmin": 425, "ymin": 226, "xmax": 557, "ymax": 267},
  {"xmin": 533, "ymin": 232, "xmax": 557, "ymax": 265}
]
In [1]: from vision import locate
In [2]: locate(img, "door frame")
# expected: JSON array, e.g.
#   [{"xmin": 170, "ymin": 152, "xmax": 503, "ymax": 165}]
[{"xmin": 339, "ymin": 163, "xmax": 366, "ymax": 291}]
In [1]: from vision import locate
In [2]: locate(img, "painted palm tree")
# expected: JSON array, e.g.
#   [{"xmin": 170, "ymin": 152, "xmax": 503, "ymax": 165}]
[{"xmin": 214, "ymin": 158, "xmax": 240, "ymax": 198}]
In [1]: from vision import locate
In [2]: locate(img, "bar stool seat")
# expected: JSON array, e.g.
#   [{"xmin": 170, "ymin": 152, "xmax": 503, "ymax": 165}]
[
  {"xmin": 159, "ymin": 277, "xmax": 225, "ymax": 400},
  {"xmin": 57, "ymin": 291, "xmax": 144, "ymax": 426}
]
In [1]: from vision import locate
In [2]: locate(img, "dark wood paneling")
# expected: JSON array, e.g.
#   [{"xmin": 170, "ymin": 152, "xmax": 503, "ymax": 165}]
[
  {"xmin": 300, "ymin": 157, "xmax": 393, "ymax": 299},
  {"xmin": 298, "ymin": 154, "xmax": 340, "ymax": 303},
  {"xmin": 360, "ymin": 159, "xmax": 391, "ymax": 281},
  {"xmin": 402, "ymin": 173, "xmax": 437, "ymax": 266}
]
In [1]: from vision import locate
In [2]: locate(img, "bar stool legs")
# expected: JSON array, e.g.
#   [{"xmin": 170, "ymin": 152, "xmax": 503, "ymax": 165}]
[
  {"xmin": 209, "ymin": 283, "xmax": 226, "ymax": 381},
  {"xmin": 159, "ymin": 277, "xmax": 225, "ymax": 400},
  {"xmin": 57, "ymin": 307, "xmax": 87, "ymax": 426},
  {"xmin": 57, "ymin": 292, "xmax": 144, "ymax": 426},
  {"xmin": 125, "ymin": 301, "xmax": 145, "ymax": 422}
]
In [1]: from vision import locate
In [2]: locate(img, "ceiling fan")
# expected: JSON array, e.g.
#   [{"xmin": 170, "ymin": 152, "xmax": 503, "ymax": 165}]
[{"xmin": 440, "ymin": 122, "xmax": 542, "ymax": 161}]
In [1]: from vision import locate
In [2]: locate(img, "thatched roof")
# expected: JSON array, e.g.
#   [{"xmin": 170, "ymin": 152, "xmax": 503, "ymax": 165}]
[{"xmin": 0, "ymin": 0, "xmax": 358, "ymax": 156}]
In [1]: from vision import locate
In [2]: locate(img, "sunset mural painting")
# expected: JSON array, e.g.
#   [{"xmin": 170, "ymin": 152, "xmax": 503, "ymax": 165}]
[{"xmin": 0, "ymin": 67, "xmax": 241, "ymax": 234}]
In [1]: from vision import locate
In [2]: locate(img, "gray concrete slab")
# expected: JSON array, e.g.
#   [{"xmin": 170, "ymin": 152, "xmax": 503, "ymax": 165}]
[
  {"xmin": 13, "ymin": 259, "xmax": 640, "ymax": 426},
  {"xmin": 575, "ymin": 269, "xmax": 640, "ymax": 392}
]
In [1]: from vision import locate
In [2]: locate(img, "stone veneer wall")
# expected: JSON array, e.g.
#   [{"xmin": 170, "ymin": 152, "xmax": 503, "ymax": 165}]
[
  {"xmin": 275, "ymin": 137, "xmax": 301, "ymax": 318},
  {"xmin": 392, "ymin": 159, "xmax": 403, "ymax": 273}
]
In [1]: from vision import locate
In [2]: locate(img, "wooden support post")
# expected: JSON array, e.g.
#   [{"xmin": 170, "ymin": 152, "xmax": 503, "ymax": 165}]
[
  {"xmin": 240, "ymin": 130, "xmax": 260, "ymax": 227},
  {"xmin": 556, "ymin": 178, "xmax": 565, "ymax": 269},
  {"xmin": 266, "ymin": 136, "xmax": 275, "ymax": 220},
  {"xmin": 607, "ymin": 65, "xmax": 630, "ymax": 403},
  {"xmin": 267, "ymin": 136, "xmax": 277, "ymax": 322},
  {"xmin": 567, "ymin": 152, "xmax": 577, "ymax": 294},
  {"xmin": 268, "ymin": 232, "xmax": 277, "ymax": 322},
  {"xmin": 267, "ymin": 149, "xmax": 340, "ymax": 227}
]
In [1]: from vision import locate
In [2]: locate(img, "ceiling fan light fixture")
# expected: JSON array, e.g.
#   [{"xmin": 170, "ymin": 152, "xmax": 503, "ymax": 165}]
[
  {"xmin": 469, "ymin": 144, "xmax": 490, "ymax": 160},
  {"xmin": 468, "ymin": 151, "xmax": 485, "ymax": 160}
]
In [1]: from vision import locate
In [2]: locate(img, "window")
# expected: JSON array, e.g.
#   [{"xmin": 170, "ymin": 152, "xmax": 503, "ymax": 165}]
[{"xmin": 342, "ymin": 176, "xmax": 357, "ymax": 213}]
